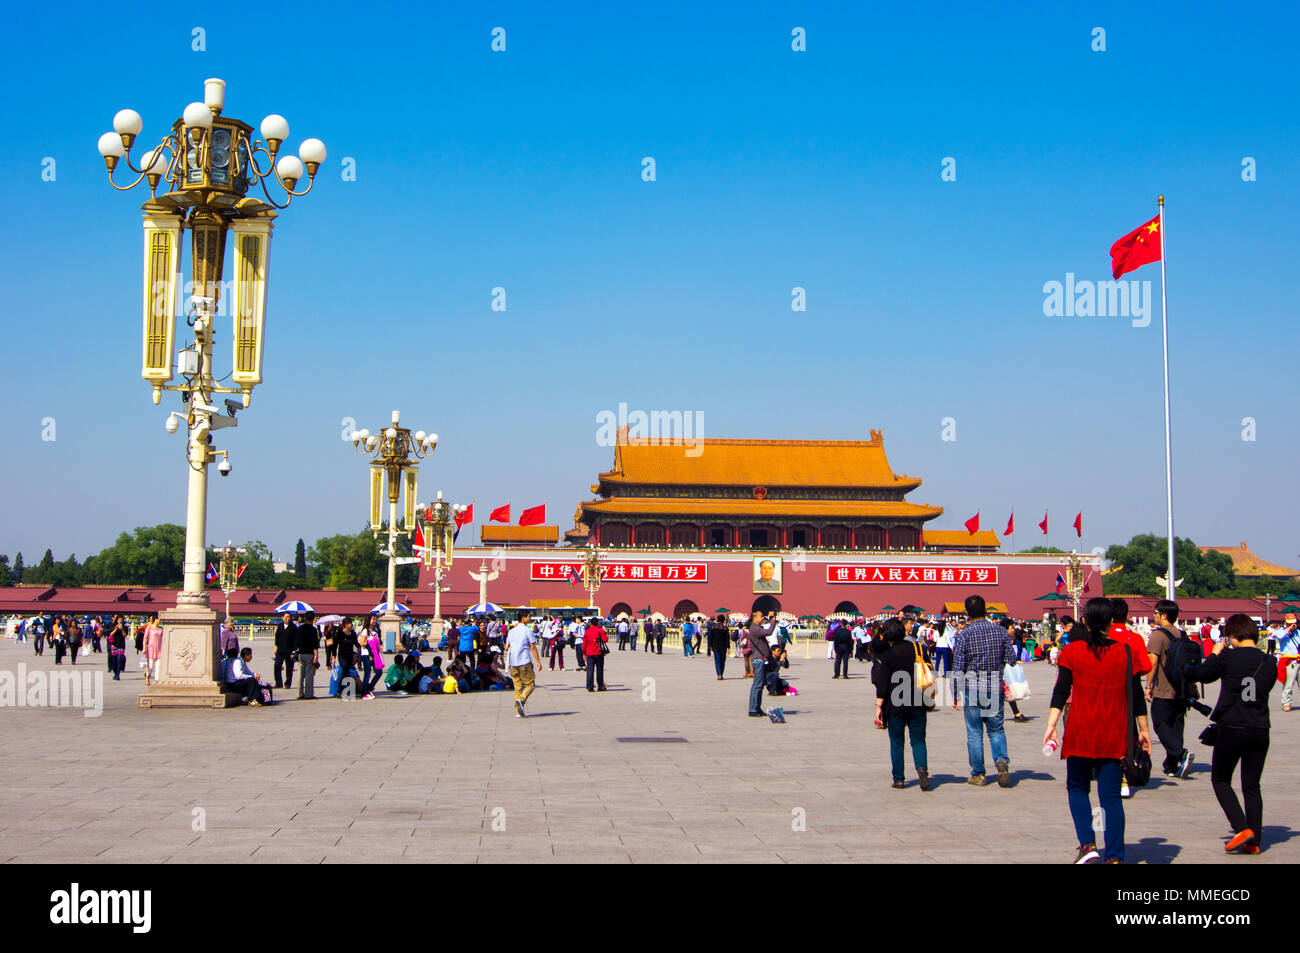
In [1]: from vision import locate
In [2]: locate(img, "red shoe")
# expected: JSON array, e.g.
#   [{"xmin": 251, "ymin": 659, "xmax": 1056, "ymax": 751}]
[
  {"xmin": 1225, "ymin": 829, "xmax": 1256, "ymax": 852},
  {"xmin": 1241, "ymin": 844, "xmax": 1261, "ymax": 855}
]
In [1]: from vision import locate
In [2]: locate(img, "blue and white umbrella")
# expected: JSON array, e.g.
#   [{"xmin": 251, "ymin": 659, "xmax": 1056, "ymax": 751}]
[
  {"xmin": 370, "ymin": 602, "xmax": 411, "ymax": 614},
  {"xmin": 274, "ymin": 600, "xmax": 314, "ymax": 614},
  {"xmin": 465, "ymin": 602, "xmax": 502, "ymax": 615}
]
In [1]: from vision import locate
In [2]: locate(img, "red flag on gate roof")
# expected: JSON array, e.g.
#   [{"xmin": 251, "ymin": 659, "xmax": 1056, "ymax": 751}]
[
  {"xmin": 964, "ymin": 512, "xmax": 980, "ymax": 535},
  {"xmin": 489, "ymin": 504, "xmax": 510, "ymax": 523},
  {"xmin": 519, "ymin": 504, "xmax": 546, "ymax": 526},
  {"xmin": 1004, "ymin": 511, "xmax": 1014, "ymax": 537},
  {"xmin": 455, "ymin": 502, "xmax": 474, "ymax": 528},
  {"xmin": 1038, "ymin": 511, "xmax": 1049, "ymax": 535},
  {"xmin": 1073, "ymin": 511, "xmax": 1083, "ymax": 538},
  {"xmin": 1110, "ymin": 214, "xmax": 1162, "ymax": 279}
]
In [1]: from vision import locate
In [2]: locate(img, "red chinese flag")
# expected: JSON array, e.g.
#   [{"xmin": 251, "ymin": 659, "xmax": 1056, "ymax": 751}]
[
  {"xmin": 456, "ymin": 502, "xmax": 474, "ymax": 528},
  {"xmin": 519, "ymin": 504, "xmax": 546, "ymax": 526},
  {"xmin": 1004, "ymin": 512, "xmax": 1014, "ymax": 536},
  {"xmin": 489, "ymin": 504, "xmax": 510, "ymax": 524},
  {"xmin": 413, "ymin": 522, "xmax": 425, "ymax": 550},
  {"xmin": 1038, "ymin": 511, "xmax": 1048, "ymax": 535},
  {"xmin": 964, "ymin": 512, "xmax": 980, "ymax": 535},
  {"xmin": 1073, "ymin": 511, "xmax": 1083, "ymax": 538},
  {"xmin": 1110, "ymin": 214, "xmax": 1161, "ymax": 279}
]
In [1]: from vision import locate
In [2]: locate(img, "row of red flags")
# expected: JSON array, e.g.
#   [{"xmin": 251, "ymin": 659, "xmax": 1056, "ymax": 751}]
[
  {"xmin": 414, "ymin": 502, "xmax": 547, "ymax": 531},
  {"xmin": 964, "ymin": 510, "xmax": 1083, "ymax": 538}
]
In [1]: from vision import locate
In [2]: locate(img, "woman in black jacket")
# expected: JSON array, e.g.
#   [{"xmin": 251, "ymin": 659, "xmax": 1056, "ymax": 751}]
[
  {"xmin": 873, "ymin": 619, "xmax": 931, "ymax": 790},
  {"xmin": 1187, "ymin": 614, "xmax": 1277, "ymax": 854}
]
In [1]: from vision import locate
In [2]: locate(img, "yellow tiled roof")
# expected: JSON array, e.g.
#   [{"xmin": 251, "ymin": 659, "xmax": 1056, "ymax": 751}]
[
  {"xmin": 1199, "ymin": 542, "xmax": 1298, "ymax": 578},
  {"xmin": 924, "ymin": 530, "xmax": 1001, "ymax": 548},
  {"xmin": 581, "ymin": 497, "xmax": 942, "ymax": 520},
  {"xmin": 943, "ymin": 602, "xmax": 1010, "ymax": 614},
  {"xmin": 480, "ymin": 525, "xmax": 559, "ymax": 543},
  {"xmin": 601, "ymin": 428, "xmax": 921, "ymax": 490}
]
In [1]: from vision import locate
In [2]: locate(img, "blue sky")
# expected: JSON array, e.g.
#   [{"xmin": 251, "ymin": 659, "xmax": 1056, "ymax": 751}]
[{"xmin": 1, "ymin": 1, "xmax": 1296, "ymax": 570}]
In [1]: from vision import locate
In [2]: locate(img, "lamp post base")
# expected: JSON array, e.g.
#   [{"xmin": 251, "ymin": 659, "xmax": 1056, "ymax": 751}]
[
  {"xmin": 378, "ymin": 611, "xmax": 403, "ymax": 654},
  {"xmin": 138, "ymin": 603, "xmax": 239, "ymax": 709}
]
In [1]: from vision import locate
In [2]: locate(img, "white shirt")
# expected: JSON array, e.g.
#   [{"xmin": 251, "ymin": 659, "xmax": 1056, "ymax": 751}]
[{"xmin": 506, "ymin": 624, "xmax": 537, "ymax": 667}]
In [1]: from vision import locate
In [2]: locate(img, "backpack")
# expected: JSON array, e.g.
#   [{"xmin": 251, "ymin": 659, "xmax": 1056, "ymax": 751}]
[{"xmin": 1159, "ymin": 626, "xmax": 1202, "ymax": 699}]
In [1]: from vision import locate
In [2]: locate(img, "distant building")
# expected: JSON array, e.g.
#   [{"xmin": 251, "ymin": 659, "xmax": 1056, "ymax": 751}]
[
  {"xmin": 924, "ymin": 529, "xmax": 1001, "ymax": 552},
  {"xmin": 480, "ymin": 525, "xmax": 559, "ymax": 549},
  {"xmin": 1199, "ymin": 541, "xmax": 1298, "ymax": 582},
  {"xmin": 567, "ymin": 428, "xmax": 942, "ymax": 550}
]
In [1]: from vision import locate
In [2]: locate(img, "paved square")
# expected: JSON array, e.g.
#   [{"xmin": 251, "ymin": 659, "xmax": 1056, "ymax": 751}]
[{"xmin": 0, "ymin": 638, "xmax": 1294, "ymax": 864}]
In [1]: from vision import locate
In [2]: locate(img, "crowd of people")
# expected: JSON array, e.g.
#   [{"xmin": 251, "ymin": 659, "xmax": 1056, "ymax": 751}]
[
  {"xmin": 5, "ymin": 597, "xmax": 1293, "ymax": 863},
  {"xmin": 844, "ymin": 594, "xmax": 1282, "ymax": 864}
]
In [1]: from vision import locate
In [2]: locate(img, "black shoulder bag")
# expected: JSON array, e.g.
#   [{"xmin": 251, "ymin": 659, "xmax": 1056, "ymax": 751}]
[{"xmin": 1122, "ymin": 644, "xmax": 1153, "ymax": 787}]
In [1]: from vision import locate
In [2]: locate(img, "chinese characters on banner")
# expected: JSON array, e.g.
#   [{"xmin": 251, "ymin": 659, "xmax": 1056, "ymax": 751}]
[
  {"xmin": 826, "ymin": 565, "xmax": 998, "ymax": 585},
  {"xmin": 530, "ymin": 562, "xmax": 708, "ymax": 583}
]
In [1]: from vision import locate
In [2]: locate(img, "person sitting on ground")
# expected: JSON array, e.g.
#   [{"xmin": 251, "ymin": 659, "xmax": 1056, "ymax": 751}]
[
  {"xmin": 222, "ymin": 647, "xmax": 264, "ymax": 706},
  {"xmin": 766, "ymin": 643, "xmax": 797, "ymax": 697},
  {"xmin": 384, "ymin": 653, "xmax": 415, "ymax": 695}
]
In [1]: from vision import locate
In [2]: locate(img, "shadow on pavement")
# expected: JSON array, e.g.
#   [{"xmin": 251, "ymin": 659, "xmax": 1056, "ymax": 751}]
[{"xmin": 1125, "ymin": 836, "xmax": 1181, "ymax": 864}]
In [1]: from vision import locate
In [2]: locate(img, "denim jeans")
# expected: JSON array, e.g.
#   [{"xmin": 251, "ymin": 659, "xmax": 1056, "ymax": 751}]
[
  {"xmin": 962, "ymin": 680, "xmax": 1007, "ymax": 776},
  {"xmin": 749, "ymin": 662, "xmax": 767, "ymax": 713},
  {"xmin": 1066, "ymin": 756, "xmax": 1124, "ymax": 861},
  {"xmin": 713, "ymin": 650, "xmax": 726, "ymax": 678},
  {"xmin": 887, "ymin": 709, "xmax": 928, "ymax": 783},
  {"xmin": 683, "ymin": 637, "xmax": 694, "ymax": 657}
]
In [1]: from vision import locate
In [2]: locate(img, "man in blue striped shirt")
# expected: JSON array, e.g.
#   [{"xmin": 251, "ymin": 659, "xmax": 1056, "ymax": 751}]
[{"xmin": 952, "ymin": 594, "xmax": 1019, "ymax": 787}]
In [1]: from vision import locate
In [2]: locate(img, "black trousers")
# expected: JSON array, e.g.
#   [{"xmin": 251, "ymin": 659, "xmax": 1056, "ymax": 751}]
[
  {"xmin": 1151, "ymin": 697, "xmax": 1188, "ymax": 773},
  {"xmin": 229, "ymin": 677, "xmax": 260, "ymax": 704},
  {"xmin": 586, "ymin": 654, "xmax": 605, "ymax": 690},
  {"xmin": 1211, "ymin": 725, "xmax": 1269, "ymax": 843},
  {"xmin": 834, "ymin": 647, "xmax": 850, "ymax": 678},
  {"xmin": 33, "ymin": 635, "xmax": 45, "ymax": 655},
  {"xmin": 68, "ymin": 642, "xmax": 81, "ymax": 664},
  {"xmin": 274, "ymin": 650, "xmax": 297, "ymax": 686}
]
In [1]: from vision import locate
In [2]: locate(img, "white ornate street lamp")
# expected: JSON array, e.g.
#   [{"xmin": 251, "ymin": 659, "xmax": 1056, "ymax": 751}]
[
  {"xmin": 417, "ymin": 492, "xmax": 465, "ymax": 642},
  {"xmin": 350, "ymin": 412, "xmax": 437, "ymax": 650},
  {"xmin": 98, "ymin": 79, "xmax": 327, "ymax": 708}
]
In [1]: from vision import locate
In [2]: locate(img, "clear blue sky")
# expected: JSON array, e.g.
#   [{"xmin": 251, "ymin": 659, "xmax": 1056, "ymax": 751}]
[{"xmin": 1, "ymin": 1, "xmax": 1296, "ymax": 570}]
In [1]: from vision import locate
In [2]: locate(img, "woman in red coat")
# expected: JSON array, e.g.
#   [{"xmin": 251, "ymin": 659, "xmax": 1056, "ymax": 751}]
[
  {"xmin": 1041, "ymin": 597, "xmax": 1150, "ymax": 864},
  {"xmin": 583, "ymin": 618, "xmax": 608, "ymax": 693}
]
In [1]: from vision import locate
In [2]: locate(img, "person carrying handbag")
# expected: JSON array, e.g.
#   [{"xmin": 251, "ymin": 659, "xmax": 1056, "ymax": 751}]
[{"xmin": 1041, "ymin": 597, "xmax": 1150, "ymax": 864}]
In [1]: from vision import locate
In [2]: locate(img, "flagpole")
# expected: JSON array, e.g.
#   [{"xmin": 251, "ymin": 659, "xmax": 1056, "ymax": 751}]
[{"xmin": 1158, "ymin": 194, "xmax": 1176, "ymax": 601}]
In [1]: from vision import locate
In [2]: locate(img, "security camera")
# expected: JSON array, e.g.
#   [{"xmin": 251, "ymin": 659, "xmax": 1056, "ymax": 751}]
[
  {"xmin": 164, "ymin": 414, "xmax": 181, "ymax": 434},
  {"xmin": 217, "ymin": 459, "xmax": 232, "ymax": 477},
  {"xmin": 224, "ymin": 398, "xmax": 240, "ymax": 416}
]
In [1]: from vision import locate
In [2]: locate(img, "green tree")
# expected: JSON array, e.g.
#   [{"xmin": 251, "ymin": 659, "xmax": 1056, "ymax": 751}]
[
  {"xmin": 28, "ymin": 549, "xmax": 56, "ymax": 585},
  {"xmin": 1103, "ymin": 534, "xmax": 1238, "ymax": 598},
  {"xmin": 308, "ymin": 529, "xmax": 387, "ymax": 590},
  {"xmin": 0, "ymin": 554, "xmax": 11, "ymax": 586},
  {"xmin": 13, "ymin": 552, "xmax": 24, "ymax": 581},
  {"xmin": 1022, "ymin": 546, "xmax": 1066, "ymax": 554},
  {"xmin": 82, "ymin": 524, "xmax": 187, "ymax": 587},
  {"xmin": 294, "ymin": 538, "xmax": 307, "ymax": 578}
]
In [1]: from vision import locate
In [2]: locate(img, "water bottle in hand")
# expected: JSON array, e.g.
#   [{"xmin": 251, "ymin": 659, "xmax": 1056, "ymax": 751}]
[{"xmin": 1042, "ymin": 739, "xmax": 1058, "ymax": 757}]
